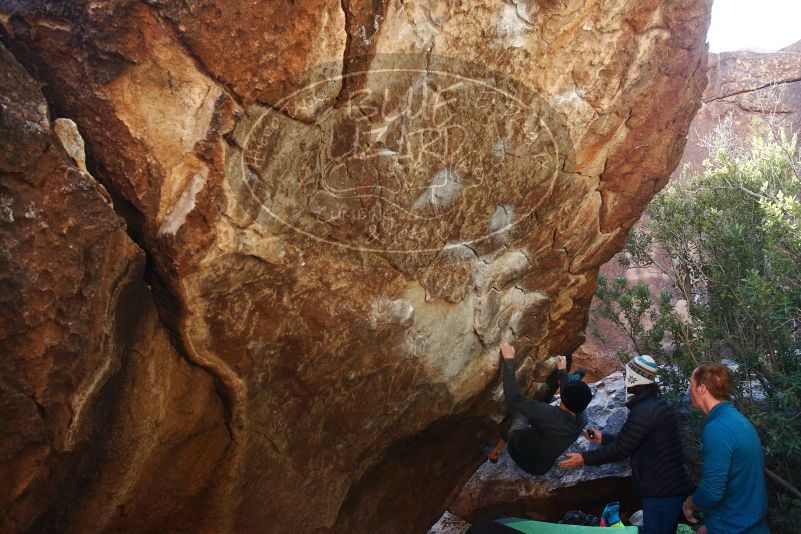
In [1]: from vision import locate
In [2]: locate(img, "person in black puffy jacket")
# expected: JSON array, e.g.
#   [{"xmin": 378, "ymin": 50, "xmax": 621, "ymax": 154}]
[{"xmin": 559, "ymin": 355, "xmax": 694, "ymax": 534}]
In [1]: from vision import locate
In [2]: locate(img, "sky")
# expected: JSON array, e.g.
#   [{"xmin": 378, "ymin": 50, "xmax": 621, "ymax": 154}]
[{"xmin": 707, "ymin": 0, "xmax": 801, "ymax": 53}]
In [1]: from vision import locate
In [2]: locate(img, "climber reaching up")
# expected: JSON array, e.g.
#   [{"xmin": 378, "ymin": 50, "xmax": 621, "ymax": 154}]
[{"xmin": 498, "ymin": 341, "xmax": 593, "ymax": 476}]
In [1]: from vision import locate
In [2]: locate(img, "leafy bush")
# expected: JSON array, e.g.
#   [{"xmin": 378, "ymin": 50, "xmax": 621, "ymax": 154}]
[{"xmin": 590, "ymin": 126, "xmax": 801, "ymax": 530}]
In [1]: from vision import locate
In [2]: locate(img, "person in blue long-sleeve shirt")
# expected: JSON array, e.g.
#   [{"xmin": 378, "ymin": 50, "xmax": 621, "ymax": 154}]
[{"xmin": 683, "ymin": 363, "xmax": 769, "ymax": 534}]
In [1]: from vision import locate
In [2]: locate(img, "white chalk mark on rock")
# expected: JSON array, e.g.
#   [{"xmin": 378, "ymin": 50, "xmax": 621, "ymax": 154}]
[
  {"xmin": 0, "ymin": 196, "xmax": 14, "ymax": 223},
  {"xmin": 370, "ymin": 297, "xmax": 415, "ymax": 329},
  {"xmin": 489, "ymin": 205, "xmax": 513, "ymax": 233},
  {"xmin": 158, "ymin": 170, "xmax": 208, "ymax": 237},
  {"xmin": 497, "ymin": 3, "xmax": 532, "ymax": 49},
  {"xmin": 411, "ymin": 169, "xmax": 461, "ymax": 210},
  {"xmin": 491, "ymin": 137, "xmax": 510, "ymax": 159}
]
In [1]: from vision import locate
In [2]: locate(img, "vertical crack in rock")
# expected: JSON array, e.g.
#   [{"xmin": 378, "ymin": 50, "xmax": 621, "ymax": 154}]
[
  {"xmin": 336, "ymin": 0, "xmax": 391, "ymax": 104},
  {"xmin": 2, "ymin": 8, "xmax": 246, "ymax": 531},
  {"xmin": 338, "ymin": 0, "xmax": 353, "ymax": 105}
]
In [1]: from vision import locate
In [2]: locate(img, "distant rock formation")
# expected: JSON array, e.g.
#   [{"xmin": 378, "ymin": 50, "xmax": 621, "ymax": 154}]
[
  {"xmin": 0, "ymin": 1, "xmax": 710, "ymax": 532},
  {"xmin": 682, "ymin": 40, "xmax": 801, "ymax": 174}
]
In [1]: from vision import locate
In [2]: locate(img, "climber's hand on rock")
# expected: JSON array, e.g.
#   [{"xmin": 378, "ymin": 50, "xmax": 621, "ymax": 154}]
[
  {"xmin": 558, "ymin": 453, "xmax": 584, "ymax": 469},
  {"xmin": 556, "ymin": 355, "xmax": 567, "ymax": 370},
  {"xmin": 583, "ymin": 428, "xmax": 602, "ymax": 444},
  {"xmin": 500, "ymin": 342, "xmax": 515, "ymax": 360}
]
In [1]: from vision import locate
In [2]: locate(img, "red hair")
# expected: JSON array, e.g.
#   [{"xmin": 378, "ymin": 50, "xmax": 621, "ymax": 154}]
[{"xmin": 693, "ymin": 364, "xmax": 733, "ymax": 401}]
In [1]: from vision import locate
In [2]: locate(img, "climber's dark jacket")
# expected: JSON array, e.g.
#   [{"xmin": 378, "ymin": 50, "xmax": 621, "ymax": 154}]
[
  {"xmin": 582, "ymin": 390, "xmax": 695, "ymax": 498},
  {"xmin": 502, "ymin": 359, "xmax": 585, "ymax": 475}
]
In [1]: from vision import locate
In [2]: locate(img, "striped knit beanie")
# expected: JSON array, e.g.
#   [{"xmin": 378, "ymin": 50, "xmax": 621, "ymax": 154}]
[{"xmin": 625, "ymin": 355, "xmax": 658, "ymax": 387}]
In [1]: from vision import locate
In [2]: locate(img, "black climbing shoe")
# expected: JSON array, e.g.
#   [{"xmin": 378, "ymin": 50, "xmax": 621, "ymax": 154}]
[{"xmin": 559, "ymin": 510, "xmax": 600, "ymax": 526}]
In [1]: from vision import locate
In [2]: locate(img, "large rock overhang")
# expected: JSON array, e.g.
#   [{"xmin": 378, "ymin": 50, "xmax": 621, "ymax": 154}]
[{"xmin": 0, "ymin": 1, "xmax": 711, "ymax": 532}]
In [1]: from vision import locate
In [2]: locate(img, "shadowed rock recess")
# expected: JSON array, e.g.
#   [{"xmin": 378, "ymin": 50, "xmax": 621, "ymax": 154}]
[{"xmin": 0, "ymin": 1, "xmax": 711, "ymax": 532}]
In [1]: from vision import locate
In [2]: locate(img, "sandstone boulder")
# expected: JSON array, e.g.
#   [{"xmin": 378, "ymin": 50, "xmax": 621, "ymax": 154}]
[
  {"xmin": 0, "ymin": 42, "xmax": 230, "ymax": 533},
  {"xmin": 0, "ymin": 1, "xmax": 710, "ymax": 531}
]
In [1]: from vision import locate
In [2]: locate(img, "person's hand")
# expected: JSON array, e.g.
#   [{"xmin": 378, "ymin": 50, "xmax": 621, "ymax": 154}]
[
  {"xmin": 697, "ymin": 526, "xmax": 707, "ymax": 534},
  {"xmin": 500, "ymin": 342, "xmax": 515, "ymax": 360},
  {"xmin": 682, "ymin": 496, "xmax": 699, "ymax": 524},
  {"xmin": 556, "ymin": 355, "xmax": 567, "ymax": 370},
  {"xmin": 583, "ymin": 428, "xmax": 602, "ymax": 444},
  {"xmin": 558, "ymin": 453, "xmax": 584, "ymax": 469}
]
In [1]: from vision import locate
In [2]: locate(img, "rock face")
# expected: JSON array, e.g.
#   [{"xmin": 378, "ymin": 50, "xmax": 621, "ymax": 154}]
[
  {"xmin": 0, "ymin": 44, "xmax": 230, "ymax": 533},
  {"xmin": 441, "ymin": 372, "xmax": 635, "ymax": 528},
  {"xmin": 0, "ymin": 1, "xmax": 710, "ymax": 532}
]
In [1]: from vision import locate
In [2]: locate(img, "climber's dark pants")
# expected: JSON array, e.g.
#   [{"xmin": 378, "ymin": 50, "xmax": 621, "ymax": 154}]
[
  {"xmin": 501, "ymin": 412, "xmax": 530, "ymax": 442},
  {"xmin": 642, "ymin": 495, "xmax": 685, "ymax": 534}
]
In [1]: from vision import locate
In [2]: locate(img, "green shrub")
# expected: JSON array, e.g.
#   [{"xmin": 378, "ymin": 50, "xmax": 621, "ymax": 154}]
[{"xmin": 591, "ymin": 128, "xmax": 801, "ymax": 531}]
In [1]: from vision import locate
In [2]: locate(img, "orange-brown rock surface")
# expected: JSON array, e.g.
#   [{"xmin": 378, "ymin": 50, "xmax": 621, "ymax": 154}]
[
  {"xmin": 0, "ymin": 43, "xmax": 230, "ymax": 533},
  {"xmin": 0, "ymin": 1, "xmax": 711, "ymax": 532}
]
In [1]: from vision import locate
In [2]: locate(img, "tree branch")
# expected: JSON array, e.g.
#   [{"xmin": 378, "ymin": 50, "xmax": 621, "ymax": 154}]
[{"xmin": 765, "ymin": 467, "xmax": 801, "ymax": 500}]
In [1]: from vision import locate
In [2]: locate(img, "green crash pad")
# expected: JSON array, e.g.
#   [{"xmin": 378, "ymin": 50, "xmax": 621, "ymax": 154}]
[{"xmin": 496, "ymin": 517, "xmax": 639, "ymax": 534}]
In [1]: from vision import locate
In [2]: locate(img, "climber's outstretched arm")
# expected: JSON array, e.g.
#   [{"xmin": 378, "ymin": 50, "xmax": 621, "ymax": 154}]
[{"xmin": 500, "ymin": 342, "xmax": 554, "ymax": 426}]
